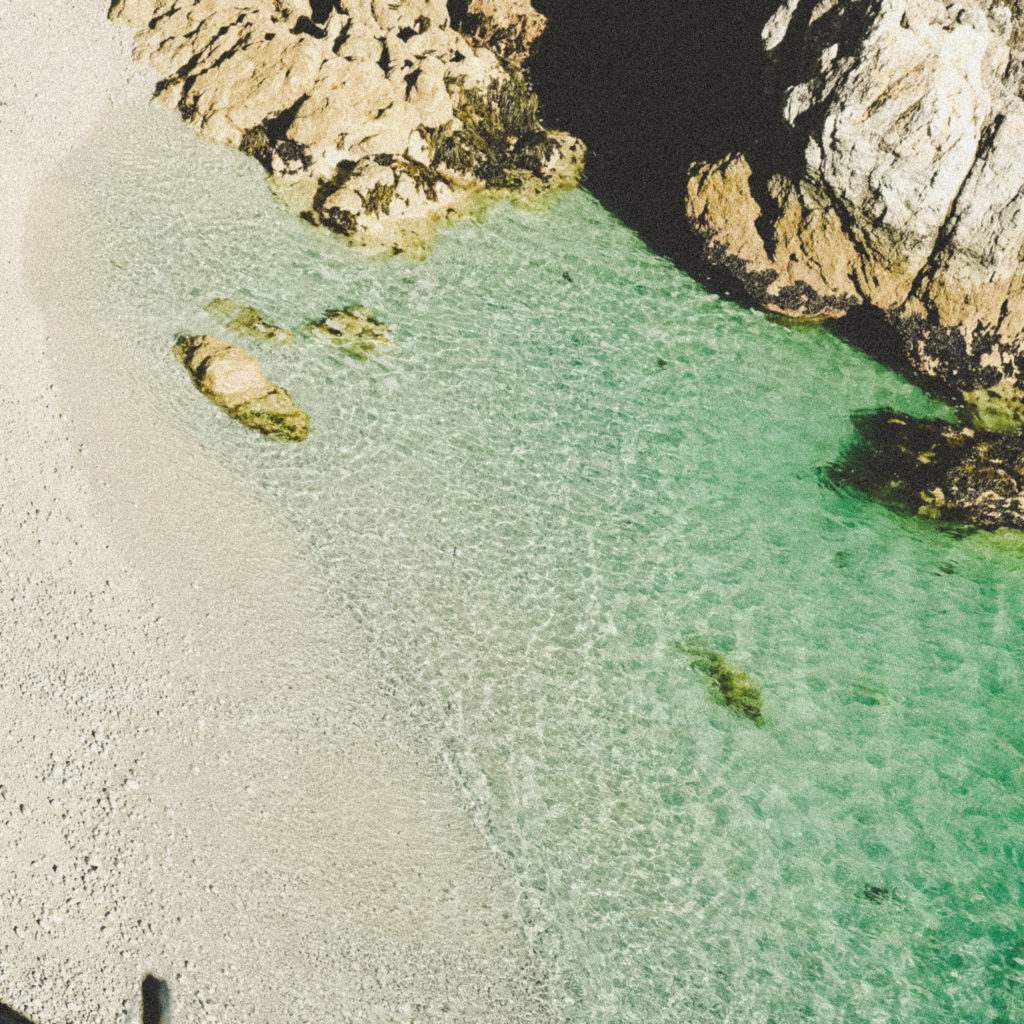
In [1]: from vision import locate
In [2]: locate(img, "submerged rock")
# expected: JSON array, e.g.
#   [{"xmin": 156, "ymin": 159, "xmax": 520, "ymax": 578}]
[
  {"xmin": 109, "ymin": 0, "xmax": 583, "ymax": 253},
  {"xmin": 830, "ymin": 407, "xmax": 1024, "ymax": 531},
  {"xmin": 310, "ymin": 305, "xmax": 394, "ymax": 359},
  {"xmin": 205, "ymin": 297, "xmax": 294, "ymax": 346},
  {"xmin": 681, "ymin": 640, "xmax": 764, "ymax": 724},
  {"xmin": 861, "ymin": 884, "xmax": 894, "ymax": 905},
  {"xmin": 683, "ymin": 0, "xmax": 1024, "ymax": 401},
  {"xmin": 174, "ymin": 334, "xmax": 309, "ymax": 440}
]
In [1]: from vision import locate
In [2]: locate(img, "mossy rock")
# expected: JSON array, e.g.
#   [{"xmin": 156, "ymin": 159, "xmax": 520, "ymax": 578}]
[
  {"xmin": 232, "ymin": 392, "xmax": 310, "ymax": 441},
  {"xmin": 680, "ymin": 639, "xmax": 764, "ymax": 724},
  {"xmin": 174, "ymin": 334, "xmax": 309, "ymax": 441},
  {"xmin": 310, "ymin": 305, "xmax": 394, "ymax": 359},
  {"xmin": 205, "ymin": 297, "xmax": 294, "ymax": 346},
  {"xmin": 961, "ymin": 380, "xmax": 1024, "ymax": 433},
  {"xmin": 428, "ymin": 70, "xmax": 548, "ymax": 188},
  {"xmin": 829, "ymin": 406, "xmax": 1024, "ymax": 531}
]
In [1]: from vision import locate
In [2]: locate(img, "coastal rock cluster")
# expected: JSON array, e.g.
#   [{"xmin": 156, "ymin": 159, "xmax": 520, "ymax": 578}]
[
  {"xmin": 684, "ymin": 0, "xmax": 1024, "ymax": 405},
  {"xmin": 174, "ymin": 299, "xmax": 402, "ymax": 437},
  {"xmin": 832, "ymin": 408, "xmax": 1024, "ymax": 531},
  {"xmin": 109, "ymin": 0, "xmax": 583, "ymax": 252}
]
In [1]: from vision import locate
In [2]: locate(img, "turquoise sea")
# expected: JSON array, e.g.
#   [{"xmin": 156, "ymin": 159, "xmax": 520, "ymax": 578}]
[{"xmin": 36, "ymin": 106, "xmax": 1024, "ymax": 1023}]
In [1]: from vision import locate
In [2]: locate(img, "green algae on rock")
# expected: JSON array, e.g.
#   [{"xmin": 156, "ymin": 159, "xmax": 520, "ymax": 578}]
[
  {"xmin": 681, "ymin": 640, "xmax": 764, "ymax": 724},
  {"xmin": 829, "ymin": 407, "xmax": 1024, "ymax": 532},
  {"xmin": 109, "ymin": 0, "xmax": 583, "ymax": 254},
  {"xmin": 310, "ymin": 306, "xmax": 395, "ymax": 360},
  {"xmin": 174, "ymin": 334, "xmax": 309, "ymax": 441},
  {"xmin": 961, "ymin": 379, "xmax": 1024, "ymax": 434},
  {"xmin": 205, "ymin": 297, "xmax": 294, "ymax": 346}
]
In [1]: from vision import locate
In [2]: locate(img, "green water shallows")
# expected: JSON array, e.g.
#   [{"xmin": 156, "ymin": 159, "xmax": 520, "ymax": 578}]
[{"xmin": 39, "ymin": 107, "xmax": 1024, "ymax": 1024}]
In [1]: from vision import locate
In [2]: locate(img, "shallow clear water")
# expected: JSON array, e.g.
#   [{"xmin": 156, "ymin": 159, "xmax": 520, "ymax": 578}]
[{"xmin": 38, "ymin": 106, "xmax": 1024, "ymax": 1023}]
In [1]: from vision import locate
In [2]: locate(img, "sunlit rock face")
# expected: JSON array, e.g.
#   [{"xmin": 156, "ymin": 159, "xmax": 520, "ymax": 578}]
[
  {"xmin": 110, "ymin": 0, "xmax": 583, "ymax": 253},
  {"xmin": 684, "ymin": 0, "xmax": 1024, "ymax": 406},
  {"xmin": 174, "ymin": 334, "xmax": 310, "ymax": 440},
  {"xmin": 455, "ymin": 0, "xmax": 549, "ymax": 65}
]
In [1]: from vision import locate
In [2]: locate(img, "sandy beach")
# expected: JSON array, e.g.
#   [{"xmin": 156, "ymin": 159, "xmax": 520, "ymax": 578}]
[{"xmin": 0, "ymin": 4, "xmax": 554, "ymax": 1021}]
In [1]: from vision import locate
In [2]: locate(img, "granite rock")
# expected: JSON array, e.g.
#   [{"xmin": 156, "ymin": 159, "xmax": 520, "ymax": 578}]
[
  {"xmin": 174, "ymin": 334, "xmax": 310, "ymax": 440},
  {"xmin": 110, "ymin": 0, "xmax": 583, "ymax": 253},
  {"xmin": 684, "ymin": 0, "xmax": 1024, "ymax": 407}
]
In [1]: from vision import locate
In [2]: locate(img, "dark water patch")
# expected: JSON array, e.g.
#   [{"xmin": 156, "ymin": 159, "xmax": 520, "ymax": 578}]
[{"xmin": 827, "ymin": 406, "xmax": 1024, "ymax": 533}]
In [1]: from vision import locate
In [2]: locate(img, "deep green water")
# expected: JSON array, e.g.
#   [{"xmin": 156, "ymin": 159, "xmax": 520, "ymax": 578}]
[{"xmin": 38, "ymin": 107, "xmax": 1024, "ymax": 1023}]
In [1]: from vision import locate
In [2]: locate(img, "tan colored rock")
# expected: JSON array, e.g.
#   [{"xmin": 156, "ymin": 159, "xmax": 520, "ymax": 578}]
[
  {"xmin": 684, "ymin": 154, "xmax": 859, "ymax": 319},
  {"xmin": 107, "ymin": 0, "xmax": 154, "ymax": 22},
  {"xmin": 901, "ymin": 100, "xmax": 1024, "ymax": 389},
  {"xmin": 110, "ymin": 0, "xmax": 582, "ymax": 252},
  {"xmin": 174, "ymin": 335, "xmax": 309, "ymax": 440},
  {"xmin": 458, "ymin": 0, "xmax": 549, "ymax": 65}
]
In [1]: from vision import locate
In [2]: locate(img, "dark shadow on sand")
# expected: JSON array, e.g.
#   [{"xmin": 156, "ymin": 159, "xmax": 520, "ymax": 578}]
[{"xmin": 0, "ymin": 1002, "xmax": 36, "ymax": 1024}]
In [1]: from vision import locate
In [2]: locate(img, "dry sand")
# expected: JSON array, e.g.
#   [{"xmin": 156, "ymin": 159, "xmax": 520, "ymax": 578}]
[{"xmin": 0, "ymin": 4, "xmax": 555, "ymax": 1022}]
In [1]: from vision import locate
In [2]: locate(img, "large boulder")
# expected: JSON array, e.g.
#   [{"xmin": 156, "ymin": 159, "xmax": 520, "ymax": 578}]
[
  {"xmin": 684, "ymin": 0, "xmax": 1024, "ymax": 407},
  {"xmin": 110, "ymin": 0, "xmax": 583, "ymax": 253},
  {"xmin": 174, "ymin": 334, "xmax": 310, "ymax": 440}
]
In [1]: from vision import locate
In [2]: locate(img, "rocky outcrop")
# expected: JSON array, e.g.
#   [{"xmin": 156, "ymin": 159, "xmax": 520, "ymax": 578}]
[
  {"xmin": 110, "ymin": 0, "xmax": 583, "ymax": 253},
  {"xmin": 684, "ymin": 154, "xmax": 861, "ymax": 320},
  {"xmin": 310, "ymin": 305, "xmax": 394, "ymax": 357},
  {"xmin": 684, "ymin": 0, "xmax": 1024, "ymax": 406},
  {"xmin": 455, "ymin": 0, "xmax": 548, "ymax": 66},
  {"xmin": 830, "ymin": 407, "xmax": 1024, "ymax": 531},
  {"xmin": 174, "ymin": 334, "xmax": 310, "ymax": 439}
]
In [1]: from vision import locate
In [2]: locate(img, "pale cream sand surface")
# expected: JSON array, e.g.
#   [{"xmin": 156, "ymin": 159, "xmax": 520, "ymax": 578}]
[{"xmin": 0, "ymin": 4, "xmax": 555, "ymax": 1022}]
